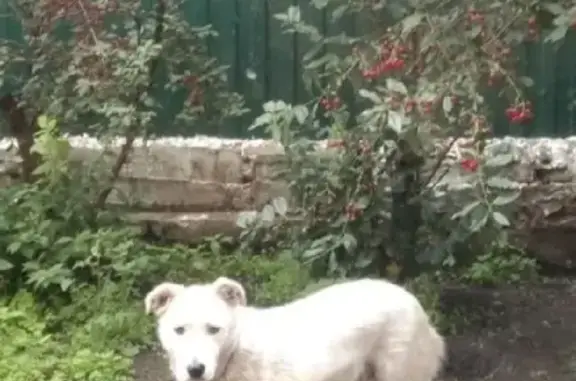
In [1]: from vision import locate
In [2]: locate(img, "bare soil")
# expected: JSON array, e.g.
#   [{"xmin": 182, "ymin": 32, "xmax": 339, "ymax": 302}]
[
  {"xmin": 441, "ymin": 278, "xmax": 576, "ymax": 381},
  {"xmin": 133, "ymin": 278, "xmax": 576, "ymax": 381}
]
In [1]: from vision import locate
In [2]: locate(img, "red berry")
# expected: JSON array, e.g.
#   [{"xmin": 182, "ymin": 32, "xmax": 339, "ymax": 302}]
[
  {"xmin": 405, "ymin": 99, "xmax": 416, "ymax": 112},
  {"xmin": 320, "ymin": 96, "xmax": 342, "ymax": 111},
  {"xmin": 460, "ymin": 159, "xmax": 479, "ymax": 173},
  {"xmin": 506, "ymin": 103, "xmax": 533, "ymax": 124}
]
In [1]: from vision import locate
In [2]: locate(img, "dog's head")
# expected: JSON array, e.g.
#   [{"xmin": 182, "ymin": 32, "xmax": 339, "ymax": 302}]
[{"xmin": 145, "ymin": 277, "xmax": 246, "ymax": 381}]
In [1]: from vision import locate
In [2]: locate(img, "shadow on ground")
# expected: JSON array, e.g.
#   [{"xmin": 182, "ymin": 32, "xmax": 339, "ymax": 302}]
[{"xmin": 134, "ymin": 278, "xmax": 576, "ymax": 381}]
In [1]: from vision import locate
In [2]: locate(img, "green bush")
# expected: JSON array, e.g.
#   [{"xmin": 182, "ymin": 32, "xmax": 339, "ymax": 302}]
[
  {"xmin": 138, "ymin": 242, "xmax": 312, "ymax": 306},
  {"xmin": 0, "ymin": 117, "xmax": 154, "ymax": 304},
  {"xmin": 0, "ymin": 292, "xmax": 132, "ymax": 381},
  {"xmin": 55, "ymin": 282, "xmax": 155, "ymax": 355},
  {"xmin": 0, "ymin": 242, "xmax": 315, "ymax": 381}
]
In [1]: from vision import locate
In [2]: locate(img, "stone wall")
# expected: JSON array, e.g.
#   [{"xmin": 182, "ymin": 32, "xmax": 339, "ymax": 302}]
[{"xmin": 1, "ymin": 135, "xmax": 576, "ymax": 268}]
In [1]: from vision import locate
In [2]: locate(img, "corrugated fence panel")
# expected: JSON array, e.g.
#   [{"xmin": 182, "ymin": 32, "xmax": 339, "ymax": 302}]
[
  {"xmin": 491, "ymin": 30, "xmax": 576, "ymax": 137},
  {"xmin": 0, "ymin": 0, "xmax": 575, "ymax": 138},
  {"xmin": 161, "ymin": 3, "xmax": 576, "ymax": 138}
]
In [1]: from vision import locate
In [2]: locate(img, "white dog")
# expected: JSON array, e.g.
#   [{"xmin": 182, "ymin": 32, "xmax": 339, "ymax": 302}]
[{"xmin": 145, "ymin": 277, "xmax": 445, "ymax": 381}]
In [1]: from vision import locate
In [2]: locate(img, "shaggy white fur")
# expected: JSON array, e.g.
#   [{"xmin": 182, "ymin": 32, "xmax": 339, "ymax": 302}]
[{"xmin": 145, "ymin": 277, "xmax": 445, "ymax": 381}]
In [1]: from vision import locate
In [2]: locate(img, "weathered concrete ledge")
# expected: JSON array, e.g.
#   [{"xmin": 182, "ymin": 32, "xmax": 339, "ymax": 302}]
[{"xmin": 2, "ymin": 135, "xmax": 576, "ymax": 268}]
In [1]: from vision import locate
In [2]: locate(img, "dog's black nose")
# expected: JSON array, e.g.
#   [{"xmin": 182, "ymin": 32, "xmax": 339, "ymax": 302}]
[{"xmin": 187, "ymin": 363, "xmax": 205, "ymax": 379}]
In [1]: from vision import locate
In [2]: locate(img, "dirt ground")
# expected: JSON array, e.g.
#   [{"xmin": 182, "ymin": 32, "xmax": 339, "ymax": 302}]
[
  {"xmin": 134, "ymin": 277, "xmax": 576, "ymax": 381},
  {"xmin": 441, "ymin": 278, "xmax": 576, "ymax": 381}
]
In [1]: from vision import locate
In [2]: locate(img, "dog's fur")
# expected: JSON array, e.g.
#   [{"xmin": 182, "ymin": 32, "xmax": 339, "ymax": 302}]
[{"xmin": 145, "ymin": 277, "xmax": 445, "ymax": 381}]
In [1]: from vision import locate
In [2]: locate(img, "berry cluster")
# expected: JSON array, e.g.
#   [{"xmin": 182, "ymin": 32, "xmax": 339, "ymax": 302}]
[
  {"xmin": 402, "ymin": 98, "xmax": 441, "ymax": 115},
  {"xmin": 344, "ymin": 203, "xmax": 362, "ymax": 221},
  {"xmin": 467, "ymin": 7, "xmax": 485, "ymax": 23},
  {"xmin": 40, "ymin": 0, "xmax": 118, "ymax": 41},
  {"xmin": 505, "ymin": 102, "xmax": 533, "ymax": 124},
  {"xmin": 526, "ymin": 16, "xmax": 539, "ymax": 41},
  {"xmin": 183, "ymin": 75, "xmax": 204, "ymax": 106},
  {"xmin": 361, "ymin": 41, "xmax": 407, "ymax": 80},
  {"xmin": 320, "ymin": 96, "xmax": 342, "ymax": 111},
  {"xmin": 460, "ymin": 158, "xmax": 479, "ymax": 173}
]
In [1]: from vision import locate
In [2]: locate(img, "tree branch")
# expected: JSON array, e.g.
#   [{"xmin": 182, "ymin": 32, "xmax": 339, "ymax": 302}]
[
  {"xmin": 94, "ymin": 0, "xmax": 166, "ymax": 209},
  {"xmin": 0, "ymin": 95, "xmax": 40, "ymax": 182}
]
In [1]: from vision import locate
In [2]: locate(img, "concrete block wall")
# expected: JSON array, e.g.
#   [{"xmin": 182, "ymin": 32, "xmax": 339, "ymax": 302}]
[{"xmin": 2, "ymin": 135, "xmax": 576, "ymax": 268}]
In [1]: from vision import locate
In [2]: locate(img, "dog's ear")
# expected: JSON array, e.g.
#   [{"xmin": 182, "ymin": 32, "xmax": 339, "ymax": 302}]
[
  {"xmin": 145, "ymin": 283, "xmax": 185, "ymax": 317},
  {"xmin": 213, "ymin": 277, "xmax": 246, "ymax": 307}
]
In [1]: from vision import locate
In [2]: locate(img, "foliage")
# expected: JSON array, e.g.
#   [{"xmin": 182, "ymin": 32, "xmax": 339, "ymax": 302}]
[
  {"xmin": 0, "ymin": 292, "xmax": 132, "ymax": 381},
  {"xmin": 0, "ymin": 0, "xmax": 246, "ymax": 135},
  {"xmin": 456, "ymin": 241, "xmax": 539, "ymax": 286},
  {"xmin": 0, "ymin": 0, "xmax": 245, "ymax": 302},
  {"xmin": 238, "ymin": 0, "xmax": 575, "ymax": 280},
  {"xmin": 55, "ymin": 282, "xmax": 155, "ymax": 356},
  {"xmin": 141, "ymin": 239, "xmax": 312, "ymax": 306},
  {"xmin": 0, "ymin": 233, "xmax": 314, "ymax": 380},
  {"xmin": 0, "ymin": 116, "xmax": 149, "ymax": 301},
  {"xmin": 0, "ymin": 0, "xmax": 246, "ymax": 212},
  {"xmin": 404, "ymin": 273, "xmax": 452, "ymax": 333}
]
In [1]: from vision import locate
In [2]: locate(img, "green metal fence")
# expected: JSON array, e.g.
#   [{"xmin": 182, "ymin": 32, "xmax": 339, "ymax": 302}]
[{"xmin": 2, "ymin": 0, "xmax": 576, "ymax": 138}]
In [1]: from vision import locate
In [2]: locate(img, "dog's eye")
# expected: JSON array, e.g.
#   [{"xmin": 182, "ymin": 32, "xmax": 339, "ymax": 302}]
[
  {"xmin": 174, "ymin": 326, "xmax": 185, "ymax": 335},
  {"xmin": 206, "ymin": 324, "xmax": 220, "ymax": 335}
]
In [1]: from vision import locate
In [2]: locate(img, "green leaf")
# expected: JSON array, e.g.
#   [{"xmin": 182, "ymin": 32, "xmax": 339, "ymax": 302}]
[
  {"xmin": 354, "ymin": 256, "xmax": 373, "ymax": 269},
  {"xmin": 37, "ymin": 115, "xmax": 49, "ymax": 129},
  {"xmin": 310, "ymin": 0, "xmax": 329, "ymax": 9},
  {"xmin": 272, "ymin": 197, "xmax": 288, "ymax": 216},
  {"xmin": 466, "ymin": 25, "xmax": 482, "ymax": 39},
  {"xmin": 0, "ymin": 258, "xmax": 13, "ymax": 271},
  {"xmin": 386, "ymin": 78, "xmax": 408, "ymax": 95},
  {"xmin": 331, "ymin": 5, "xmax": 348, "ymax": 22},
  {"xmin": 401, "ymin": 13, "xmax": 423, "ymax": 37},
  {"xmin": 236, "ymin": 211, "xmax": 258, "ymax": 228},
  {"xmin": 341, "ymin": 233, "xmax": 357, "ymax": 253},
  {"xmin": 541, "ymin": 2, "xmax": 565, "ymax": 15},
  {"xmin": 545, "ymin": 25, "xmax": 568, "ymax": 43},
  {"xmin": 485, "ymin": 153, "xmax": 515, "ymax": 167},
  {"xmin": 302, "ymin": 247, "xmax": 325, "ymax": 260},
  {"xmin": 293, "ymin": 105, "xmax": 309, "ymax": 124},
  {"xmin": 492, "ymin": 211, "xmax": 511, "ymax": 227},
  {"xmin": 442, "ymin": 96, "xmax": 453, "ymax": 113},
  {"xmin": 263, "ymin": 100, "xmax": 287, "ymax": 113},
  {"xmin": 59, "ymin": 278, "xmax": 74, "ymax": 292},
  {"xmin": 249, "ymin": 113, "xmax": 273, "ymax": 130},
  {"xmin": 286, "ymin": 6, "xmax": 301, "ymax": 23},
  {"xmin": 451, "ymin": 200, "xmax": 482, "ymax": 220},
  {"xmin": 470, "ymin": 213, "xmax": 488, "ymax": 232},
  {"xmin": 486, "ymin": 176, "xmax": 519, "ymax": 189},
  {"xmin": 387, "ymin": 111, "xmax": 403, "ymax": 133},
  {"xmin": 492, "ymin": 191, "xmax": 521, "ymax": 206},
  {"xmin": 518, "ymin": 76, "xmax": 534, "ymax": 88},
  {"xmin": 245, "ymin": 69, "xmax": 257, "ymax": 80},
  {"xmin": 7, "ymin": 241, "xmax": 21, "ymax": 254},
  {"xmin": 358, "ymin": 89, "xmax": 382, "ymax": 104},
  {"xmin": 261, "ymin": 204, "xmax": 276, "ymax": 223}
]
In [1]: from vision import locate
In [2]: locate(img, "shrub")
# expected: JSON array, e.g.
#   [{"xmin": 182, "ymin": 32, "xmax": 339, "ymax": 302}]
[
  {"xmin": 456, "ymin": 242, "xmax": 539, "ymax": 286},
  {"xmin": 0, "ymin": 0, "xmax": 246, "ymax": 185},
  {"xmin": 0, "ymin": 292, "xmax": 132, "ymax": 381},
  {"xmin": 0, "ymin": 174, "xmax": 152, "ymax": 303},
  {"xmin": 55, "ymin": 282, "xmax": 155, "ymax": 355},
  {"xmin": 1, "ymin": 241, "xmax": 314, "ymax": 381},
  {"xmin": 0, "ymin": 116, "xmax": 153, "ymax": 303},
  {"xmin": 140, "ymin": 241, "xmax": 312, "ymax": 306},
  {"xmin": 238, "ymin": 0, "xmax": 574, "ymax": 281}
]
